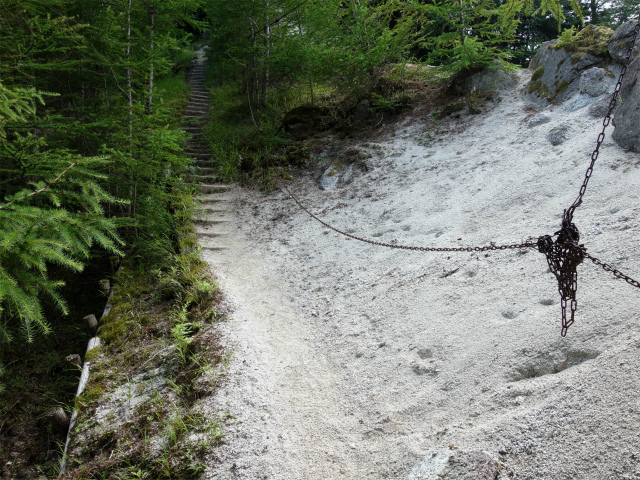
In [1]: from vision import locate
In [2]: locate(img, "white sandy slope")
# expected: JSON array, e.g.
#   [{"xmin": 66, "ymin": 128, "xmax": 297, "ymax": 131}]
[{"xmin": 201, "ymin": 71, "xmax": 640, "ymax": 480}]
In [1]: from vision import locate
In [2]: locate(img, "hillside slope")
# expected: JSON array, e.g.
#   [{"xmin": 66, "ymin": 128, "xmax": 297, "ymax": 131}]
[{"xmin": 201, "ymin": 69, "xmax": 640, "ymax": 479}]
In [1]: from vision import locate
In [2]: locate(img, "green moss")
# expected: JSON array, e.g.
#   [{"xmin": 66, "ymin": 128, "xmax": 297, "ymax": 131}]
[
  {"xmin": 555, "ymin": 80, "xmax": 570, "ymax": 95},
  {"xmin": 85, "ymin": 346, "xmax": 102, "ymax": 362},
  {"xmin": 327, "ymin": 170, "xmax": 337, "ymax": 177},
  {"xmin": 604, "ymin": 67, "xmax": 615, "ymax": 78},
  {"xmin": 571, "ymin": 52, "xmax": 586, "ymax": 64},
  {"xmin": 528, "ymin": 80, "xmax": 542, "ymax": 94},
  {"xmin": 551, "ymin": 24, "xmax": 613, "ymax": 57},
  {"xmin": 97, "ymin": 314, "xmax": 136, "ymax": 344},
  {"xmin": 74, "ymin": 384, "xmax": 106, "ymax": 412},
  {"xmin": 531, "ymin": 66, "xmax": 545, "ymax": 82}
]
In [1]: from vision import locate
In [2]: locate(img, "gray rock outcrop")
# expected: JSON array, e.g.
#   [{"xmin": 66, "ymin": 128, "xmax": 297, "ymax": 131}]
[
  {"xmin": 524, "ymin": 21, "xmax": 640, "ymax": 152},
  {"xmin": 608, "ymin": 21, "xmax": 640, "ymax": 63},
  {"xmin": 548, "ymin": 124, "xmax": 571, "ymax": 146},
  {"xmin": 579, "ymin": 66, "xmax": 616, "ymax": 96},
  {"xmin": 612, "ymin": 57, "xmax": 640, "ymax": 152},
  {"xmin": 524, "ymin": 25, "xmax": 614, "ymax": 105},
  {"xmin": 319, "ymin": 162, "xmax": 354, "ymax": 190}
]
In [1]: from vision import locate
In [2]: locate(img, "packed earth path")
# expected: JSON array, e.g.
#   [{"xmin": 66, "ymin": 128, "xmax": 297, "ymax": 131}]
[{"xmin": 198, "ymin": 70, "xmax": 640, "ymax": 479}]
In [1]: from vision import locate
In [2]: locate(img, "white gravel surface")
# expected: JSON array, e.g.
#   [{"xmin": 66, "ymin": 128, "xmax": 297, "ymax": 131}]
[{"xmin": 202, "ymin": 71, "xmax": 640, "ymax": 479}]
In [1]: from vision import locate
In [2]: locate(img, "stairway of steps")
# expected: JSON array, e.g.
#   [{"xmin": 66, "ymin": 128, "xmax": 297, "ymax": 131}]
[{"xmin": 184, "ymin": 52, "xmax": 234, "ymax": 252}]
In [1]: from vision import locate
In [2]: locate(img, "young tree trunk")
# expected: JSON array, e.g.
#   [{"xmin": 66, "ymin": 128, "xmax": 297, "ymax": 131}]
[
  {"xmin": 262, "ymin": 0, "xmax": 270, "ymax": 106},
  {"xmin": 126, "ymin": 0, "xmax": 133, "ymax": 146},
  {"xmin": 589, "ymin": 0, "xmax": 599, "ymax": 24},
  {"xmin": 126, "ymin": 0, "xmax": 134, "ymax": 217},
  {"xmin": 148, "ymin": 2, "xmax": 155, "ymax": 114},
  {"xmin": 459, "ymin": 0, "xmax": 465, "ymax": 45}
]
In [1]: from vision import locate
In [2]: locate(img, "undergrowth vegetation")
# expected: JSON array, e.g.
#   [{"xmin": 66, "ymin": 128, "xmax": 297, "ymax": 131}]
[{"xmin": 61, "ymin": 188, "xmax": 229, "ymax": 480}]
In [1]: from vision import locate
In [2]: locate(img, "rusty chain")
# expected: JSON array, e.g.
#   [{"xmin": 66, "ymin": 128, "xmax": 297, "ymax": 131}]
[
  {"xmin": 537, "ymin": 16, "xmax": 640, "ymax": 335},
  {"xmin": 281, "ymin": 182, "xmax": 537, "ymax": 253},
  {"xmin": 565, "ymin": 17, "xmax": 640, "ymax": 223},
  {"xmin": 276, "ymin": 15, "xmax": 640, "ymax": 336}
]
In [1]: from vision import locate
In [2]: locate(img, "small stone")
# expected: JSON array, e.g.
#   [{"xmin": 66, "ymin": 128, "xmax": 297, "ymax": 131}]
[
  {"xmin": 65, "ymin": 354, "xmax": 82, "ymax": 367},
  {"xmin": 417, "ymin": 348, "xmax": 433, "ymax": 359},
  {"xmin": 528, "ymin": 113, "xmax": 551, "ymax": 128},
  {"xmin": 547, "ymin": 125, "xmax": 570, "ymax": 146}
]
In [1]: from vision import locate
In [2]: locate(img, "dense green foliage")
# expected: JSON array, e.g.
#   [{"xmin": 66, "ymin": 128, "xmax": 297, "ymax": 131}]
[
  {"xmin": 0, "ymin": 0, "xmax": 202, "ymax": 344},
  {"xmin": 0, "ymin": 0, "xmax": 206, "ymax": 475}
]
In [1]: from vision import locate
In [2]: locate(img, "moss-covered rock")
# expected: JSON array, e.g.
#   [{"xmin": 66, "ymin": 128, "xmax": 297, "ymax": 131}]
[
  {"xmin": 528, "ymin": 80, "xmax": 542, "ymax": 95},
  {"xmin": 551, "ymin": 25, "xmax": 613, "ymax": 57},
  {"xmin": 608, "ymin": 21, "xmax": 640, "ymax": 63},
  {"xmin": 525, "ymin": 25, "xmax": 616, "ymax": 105},
  {"xmin": 555, "ymin": 80, "xmax": 570, "ymax": 95},
  {"xmin": 531, "ymin": 66, "xmax": 545, "ymax": 82}
]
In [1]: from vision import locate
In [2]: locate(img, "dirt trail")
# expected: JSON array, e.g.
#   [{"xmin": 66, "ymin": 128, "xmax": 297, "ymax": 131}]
[
  {"xmin": 200, "ymin": 71, "xmax": 640, "ymax": 479},
  {"xmin": 203, "ymin": 220, "xmax": 373, "ymax": 478}
]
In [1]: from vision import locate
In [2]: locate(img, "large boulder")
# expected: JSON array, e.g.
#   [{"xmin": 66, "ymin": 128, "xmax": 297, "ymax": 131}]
[
  {"xmin": 612, "ymin": 57, "xmax": 640, "ymax": 152},
  {"xmin": 608, "ymin": 20, "xmax": 640, "ymax": 63},
  {"xmin": 524, "ymin": 21, "xmax": 640, "ymax": 152},
  {"xmin": 451, "ymin": 65, "xmax": 519, "ymax": 95},
  {"xmin": 524, "ymin": 25, "xmax": 614, "ymax": 105}
]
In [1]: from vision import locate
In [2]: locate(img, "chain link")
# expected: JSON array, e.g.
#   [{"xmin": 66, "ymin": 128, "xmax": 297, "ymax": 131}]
[
  {"xmin": 584, "ymin": 252, "xmax": 640, "ymax": 289},
  {"xmin": 281, "ymin": 182, "xmax": 536, "ymax": 253}
]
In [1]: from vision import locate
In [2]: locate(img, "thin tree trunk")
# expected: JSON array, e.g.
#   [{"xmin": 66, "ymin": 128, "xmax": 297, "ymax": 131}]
[
  {"xmin": 262, "ymin": 0, "xmax": 270, "ymax": 106},
  {"xmin": 148, "ymin": 2, "xmax": 155, "ymax": 114},
  {"xmin": 126, "ymin": 0, "xmax": 133, "ymax": 217},
  {"xmin": 590, "ymin": 0, "xmax": 599, "ymax": 24},
  {"xmin": 126, "ymin": 0, "xmax": 133, "ymax": 147},
  {"xmin": 459, "ymin": 0, "xmax": 465, "ymax": 45}
]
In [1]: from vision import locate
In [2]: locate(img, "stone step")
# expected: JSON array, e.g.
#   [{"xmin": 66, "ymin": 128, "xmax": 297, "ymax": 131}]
[
  {"xmin": 195, "ymin": 217, "xmax": 232, "ymax": 225},
  {"xmin": 195, "ymin": 229, "xmax": 232, "ymax": 238},
  {"xmin": 185, "ymin": 108, "xmax": 209, "ymax": 114},
  {"xmin": 192, "ymin": 183, "xmax": 231, "ymax": 194},
  {"xmin": 194, "ymin": 167, "xmax": 217, "ymax": 175},
  {"xmin": 200, "ymin": 206, "xmax": 228, "ymax": 213},
  {"xmin": 198, "ymin": 191, "xmax": 235, "ymax": 202},
  {"xmin": 183, "ymin": 116, "xmax": 206, "ymax": 123},
  {"xmin": 200, "ymin": 244, "xmax": 229, "ymax": 251},
  {"xmin": 185, "ymin": 174, "xmax": 217, "ymax": 183}
]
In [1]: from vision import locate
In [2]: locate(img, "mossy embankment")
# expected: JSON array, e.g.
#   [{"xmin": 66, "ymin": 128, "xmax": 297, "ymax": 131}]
[
  {"xmin": 61, "ymin": 188, "xmax": 229, "ymax": 480},
  {"xmin": 202, "ymin": 63, "xmax": 430, "ymax": 190}
]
